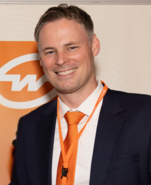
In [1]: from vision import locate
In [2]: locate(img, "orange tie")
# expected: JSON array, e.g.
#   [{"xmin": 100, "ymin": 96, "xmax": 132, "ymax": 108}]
[{"xmin": 56, "ymin": 112, "xmax": 85, "ymax": 185}]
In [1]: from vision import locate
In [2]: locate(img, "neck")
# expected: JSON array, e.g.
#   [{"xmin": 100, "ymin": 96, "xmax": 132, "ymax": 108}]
[{"xmin": 57, "ymin": 80, "xmax": 98, "ymax": 109}]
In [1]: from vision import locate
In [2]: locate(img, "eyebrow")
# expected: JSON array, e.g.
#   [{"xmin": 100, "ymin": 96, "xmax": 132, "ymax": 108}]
[
  {"xmin": 64, "ymin": 42, "xmax": 79, "ymax": 47},
  {"xmin": 43, "ymin": 47, "xmax": 55, "ymax": 51},
  {"xmin": 42, "ymin": 42, "xmax": 79, "ymax": 52}
]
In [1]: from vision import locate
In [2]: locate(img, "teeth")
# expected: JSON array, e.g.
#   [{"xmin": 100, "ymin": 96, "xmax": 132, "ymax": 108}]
[{"xmin": 57, "ymin": 69, "xmax": 76, "ymax": 75}]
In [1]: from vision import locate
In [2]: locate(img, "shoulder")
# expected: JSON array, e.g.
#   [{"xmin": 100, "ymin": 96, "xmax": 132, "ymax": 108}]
[
  {"xmin": 108, "ymin": 88, "xmax": 151, "ymax": 112},
  {"xmin": 113, "ymin": 89, "xmax": 151, "ymax": 104},
  {"xmin": 18, "ymin": 99, "xmax": 57, "ymax": 129}
]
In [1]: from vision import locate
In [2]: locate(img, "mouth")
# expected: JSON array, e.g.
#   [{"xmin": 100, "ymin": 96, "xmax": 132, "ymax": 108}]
[{"xmin": 56, "ymin": 68, "xmax": 77, "ymax": 76}]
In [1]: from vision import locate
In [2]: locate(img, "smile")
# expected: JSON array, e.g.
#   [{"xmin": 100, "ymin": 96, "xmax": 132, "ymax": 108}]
[{"xmin": 56, "ymin": 68, "xmax": 76, "ymax": 76}]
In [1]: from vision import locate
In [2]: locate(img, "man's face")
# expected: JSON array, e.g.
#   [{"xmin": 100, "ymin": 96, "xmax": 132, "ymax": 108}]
[{"xmin": 38, "ymin": 18, "xmax": 100, "ymax": 95}]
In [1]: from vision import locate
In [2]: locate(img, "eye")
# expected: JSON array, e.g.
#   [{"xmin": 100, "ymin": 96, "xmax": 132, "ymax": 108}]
[
  {"xmin": 46, "ymin": 50, "xmax": 54, "ymax": 55},
  {"xmin": 69, "ymin": 46, "xmax": 77, "ymax": 51},
  {"xmin": 70, "ymin": 46, "xmax": 75, "ymax": 50}
]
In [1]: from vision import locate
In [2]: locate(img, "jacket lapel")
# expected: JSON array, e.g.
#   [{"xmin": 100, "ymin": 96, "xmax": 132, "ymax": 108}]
[
  {"xmin": 36, "ymin": 100, "xmax": 57, "ymax": 185},
  {"xmin": 90, "ymin": 89, "xmax": 125, "ymax": 185}
]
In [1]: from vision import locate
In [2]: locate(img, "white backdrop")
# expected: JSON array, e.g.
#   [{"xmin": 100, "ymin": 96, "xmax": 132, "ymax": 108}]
[{"xmin": 1, "ymin": 5, "xmax": 151, "ymax": 94}]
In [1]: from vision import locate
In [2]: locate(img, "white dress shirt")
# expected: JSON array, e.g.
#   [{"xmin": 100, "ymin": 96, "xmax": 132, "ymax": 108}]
[{"xmin": 52, "ymin": 81, "xmax": 104, "ymax": 185}]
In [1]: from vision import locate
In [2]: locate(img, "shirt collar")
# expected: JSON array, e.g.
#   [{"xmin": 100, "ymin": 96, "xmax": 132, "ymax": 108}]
[{"xmin": 59, "ymin": 81, "xmax": 103, "ymax": 119}]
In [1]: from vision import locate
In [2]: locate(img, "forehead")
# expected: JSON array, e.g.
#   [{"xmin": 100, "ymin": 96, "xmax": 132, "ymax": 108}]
[{"xmin": 39, "ymin": 18, "xmax": 89, "ymax": 44}]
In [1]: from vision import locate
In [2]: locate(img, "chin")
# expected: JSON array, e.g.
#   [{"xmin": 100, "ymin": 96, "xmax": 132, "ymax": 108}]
[{"xmin": 56, "ymin": 86, "xmax": 78, "ymax": 95}]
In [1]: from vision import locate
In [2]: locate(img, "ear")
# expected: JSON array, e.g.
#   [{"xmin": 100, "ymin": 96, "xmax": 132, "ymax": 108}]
[
  {"xmin": 92, "ymin": 34, "xmax": 100, "ymax": 57},
  {"xmin": 39, "ymin": 57, "xmax": 43, "ymax": 66},
  {"xmin": 38, "ymin": 50, "xmax": 43, "ymax": 67},
  {"xmin": 38, "ymin": 45, "xmax": 43, "ymax": 66}
]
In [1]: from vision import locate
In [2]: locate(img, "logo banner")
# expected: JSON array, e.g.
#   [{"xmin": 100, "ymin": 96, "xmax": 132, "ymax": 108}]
[{"xmin": 0, "ymin": 41, "xmax": 56, "ymax": 182}]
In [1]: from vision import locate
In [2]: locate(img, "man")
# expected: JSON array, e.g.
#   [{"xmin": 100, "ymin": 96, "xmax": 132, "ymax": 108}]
[{"xmin": 10, "ymin": 4, "xmax": 151, "ymax": 185}]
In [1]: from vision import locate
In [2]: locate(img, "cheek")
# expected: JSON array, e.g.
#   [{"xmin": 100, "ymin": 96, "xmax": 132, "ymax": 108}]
[
  {"xmin": 41, "ymin": 58, "xmax": 54, "ymax": 70},
  {"xmin": 43, "ymin": 68, "xmax": 54, "ymax": 80},
  {"xmin": 72, "ymin": 49, "xmax": 87, "ymax": 62}
]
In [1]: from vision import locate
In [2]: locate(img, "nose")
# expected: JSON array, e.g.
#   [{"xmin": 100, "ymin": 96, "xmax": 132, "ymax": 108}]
[{"xmin": 56, "ymin": 51, "xmax": 69, "ymax": 66}]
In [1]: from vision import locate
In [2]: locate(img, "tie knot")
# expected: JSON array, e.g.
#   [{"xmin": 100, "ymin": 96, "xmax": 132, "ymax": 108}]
[{"xmin": 64, "ymin": 112, "xmax": 85, "ymax": 126}]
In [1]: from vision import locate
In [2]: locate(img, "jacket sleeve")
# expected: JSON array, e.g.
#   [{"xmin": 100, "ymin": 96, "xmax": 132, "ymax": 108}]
[{"xmin": 9, "ymin": 119, "xmax": 30, "ymax": 185}]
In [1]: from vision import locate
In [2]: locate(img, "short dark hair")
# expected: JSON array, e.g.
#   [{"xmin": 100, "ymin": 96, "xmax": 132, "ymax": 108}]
[{"xmin": 34, "ymin": 4, "xmax": 94, "ymax": 43}]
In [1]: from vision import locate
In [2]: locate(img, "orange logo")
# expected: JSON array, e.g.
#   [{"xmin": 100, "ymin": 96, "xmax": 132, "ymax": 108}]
[{"xmin": 0, "ymin": 41, "xmax": 56, "ymax": 109}]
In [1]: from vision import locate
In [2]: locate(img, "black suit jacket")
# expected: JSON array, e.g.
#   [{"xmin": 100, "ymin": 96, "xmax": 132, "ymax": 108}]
[{"xmin": 10, "ymin": 89, "xmax": 151, "ymax": 185}]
